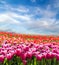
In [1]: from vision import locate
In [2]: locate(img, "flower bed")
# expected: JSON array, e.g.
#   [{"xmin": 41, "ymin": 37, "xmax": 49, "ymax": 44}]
[{"xmin": 0, "ymin": 42, "xmax": 59, "ymax": 65}]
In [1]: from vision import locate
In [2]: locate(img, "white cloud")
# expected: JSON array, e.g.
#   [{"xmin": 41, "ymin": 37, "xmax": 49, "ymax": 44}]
[
  {"xmin": 24, "ymin": 17, "xmax": 59, "ymax": 35},
  {"xmin": 35, "ymin": 5, "xmax": 57, "ymax": 18},
  {"xmin": 15, "ymin": 6, "xmax": 29, "ymax": 13},
  {"xmin": 0, "ymin": 13, "xmax": 20, "ymax": 24},
  {"xmin": 0, "ymin": 0, "xmax": 59, "ymax": 35},
  {"xmin": 10, "ymin": 12, "xmax": 31, "ymax": 21},
  {"xmin": 53, "ymin": 0, "xmax": 59, "ymax": 8},
  {"xmin": 0, "ymin": 8, "xmax": 58, "ymax": 35},
  {"xmin": 0, "ymin": 1, "xmax": 29, "ymax": 13},
  {"xmin": 0, "ymin": 0, "xmax": 10, "ymax": 9}
]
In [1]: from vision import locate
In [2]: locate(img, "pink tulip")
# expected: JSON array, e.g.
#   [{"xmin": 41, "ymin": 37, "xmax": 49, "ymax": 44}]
[
  {"xmin": 42, "ymin": 53, "xmax": 47, "ymax": 58},
  {"xmin": 56, "ymin": 54, "xmax": 59, "ymax": 60},
  {"xmin": 0, "ymin": 55, "xmax": 5, "ymax": 62},
  {"xmin": 27, "ymin": 51, "xmax": 32, "ymax": 59},
  {"xmin": 33, "ymin": 51, "xmax": 40, "ymax": 56},
  {"xmin": 23, "ymin": 46, "xmax": 29, "ymax": 51},
  {"xmin": 52, "ymin": 49, "xmax": 58, "ymax": 53},
  {"xmin": 9, "ymin": 50, "xmax": 15, "ymax": 55},
  {"xmin": 2, "ymin": 43, "xmax": 11, "ymax": 48},
  {"xmin": 39, "ymin": 45, "xmax": 43, "ymax": 49},
  {"xmin": 16, "ymin": 49, "xmax": 21, "ymax": 56},
  {"xmin": 31, "ymin": 48, "xmax": 36, "ymax": 52},
  {"xmin": 1, "ymin": 50, "xmax": 7, "ymax": 55},
  {"xmin": 45, "ymin": 52, "xmax": 54, "ymax": 59},
  {"xmin": 22, "ymin": 60, "xmax": 27, "ymax": 65},
  {"xmin": 6, "ymin": 53, "xmax": 13, "ymax": 60},
  {"xmin": 0, "ymin": 41, "xmax": 59, "ymax": 64},
  {"xmin": 36, "ymin": 54, "xmax": 42, "ymax": 61},
  {"xmin": 20, "ymin": 53, "xmax": 27, "ymax": 60}
]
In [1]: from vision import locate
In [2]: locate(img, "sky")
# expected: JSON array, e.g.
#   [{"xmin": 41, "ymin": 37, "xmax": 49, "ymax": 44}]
[{"xmin": 0, "ymin": 0, "xmax": 59, "ymax": 35}]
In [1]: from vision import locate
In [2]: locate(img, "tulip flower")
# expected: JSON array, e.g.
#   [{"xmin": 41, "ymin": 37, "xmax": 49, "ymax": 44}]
[
  {"xmin": 27, "ymin": 51, "xmax": 32, "ymax": 59},
  {"xmin": 45, "ymin": 52, "xmax": 53, "ymax": 59},
  {"xmin": 0, "ymin": 41, "xmax": 59, "ymax": 65},
  {"xmin": 20, "ymin": 53, "xmax": 27, "ymax": 60},
  {"xmin": 1, "ymin": 50, "xmax": 7, "ymax": 55},
  {"xmin": 36, "ymin": 54, "xmax": 42, "ymax": 61},
  {"xmin": 16, "ymin": 48, "xmax": 21, "ymax": 56},
  {"xmin": 56, "ymin": 54, "xmax": 59, "ymax": 61},
  {"xmin": 22, "ymin": 60, "xmax": 27, "ymax": 65},
  {"xmin": 6, "ymin": 53, "xmax": 13, "ymax": 60},
  {"xmin": 0, "ymin": 55, "xmax": 5, "ymax": 62}
]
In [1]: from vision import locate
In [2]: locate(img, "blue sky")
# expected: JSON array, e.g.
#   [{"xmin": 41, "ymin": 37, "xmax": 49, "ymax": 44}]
[{"xmin": 0, "ymin": 0, "xmax": 59, "ymax": 35}]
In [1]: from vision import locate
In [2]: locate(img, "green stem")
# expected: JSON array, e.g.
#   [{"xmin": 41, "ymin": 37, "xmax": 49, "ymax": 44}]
[
  {"xmin": 56, "ymin": 60, "xmax": 59, "ymax": 65},
  {"xmin": 36, "ymin": 60, "xmax": 40, "ymax": 65},
  {"xmin": 0, "ymin": 62, "xmax": 3, "ymax": 65},
  {"xmin": 53, "ymin": 58, "xmax": 56, "ymax": 65},
  {"xmin": 16, "ymin": 56, "xmax": 22, "ymax": 65}
]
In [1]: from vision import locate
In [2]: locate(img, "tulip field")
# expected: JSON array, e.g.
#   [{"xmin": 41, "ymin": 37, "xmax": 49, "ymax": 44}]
[
  {"xmin": 0, "ymin": 32, "xmax": 59, "ymax": 45},
  {"xmin": 0, "ymin": 32, "xmax": 59, "ymax": 65}
]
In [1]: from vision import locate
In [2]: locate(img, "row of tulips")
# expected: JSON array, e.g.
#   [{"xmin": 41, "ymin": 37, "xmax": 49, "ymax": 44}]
[
  {"xmin": 0, "ymin": 41, "xmax": 59, "ymax": 65},
  {"xmin": 0, "ymin": 32, "xmax": 59, "ymax": 45}
]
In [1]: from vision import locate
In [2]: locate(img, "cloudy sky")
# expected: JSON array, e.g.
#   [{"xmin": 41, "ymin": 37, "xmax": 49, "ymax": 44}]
[{"xmin": 0, "ymin": 0, "xmax": 59, "ymax": 35}]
